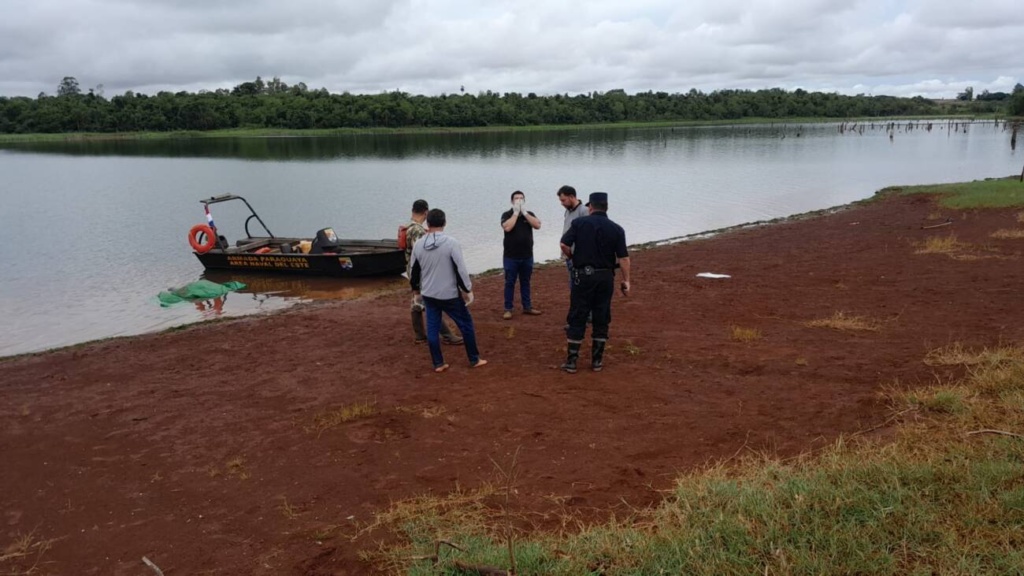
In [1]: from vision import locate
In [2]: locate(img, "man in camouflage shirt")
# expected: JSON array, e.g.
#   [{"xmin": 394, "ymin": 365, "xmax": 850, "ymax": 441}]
[{"xmin": 406, "ymin": 199, "xmax": 462, "ymax": 344}]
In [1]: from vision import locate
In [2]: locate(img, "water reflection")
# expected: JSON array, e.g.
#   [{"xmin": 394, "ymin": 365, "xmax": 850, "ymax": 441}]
[
  {"xmin": 0, "ymin": 130, "xmax": 608, "ymax": 160},
  {"xmin": 0, "ymin": 120, "xmax": 1011, "ymax": 161}
]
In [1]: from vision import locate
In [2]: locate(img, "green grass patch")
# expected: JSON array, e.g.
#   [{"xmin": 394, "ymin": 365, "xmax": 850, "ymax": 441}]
[
  {"xmin": 366, "ymin": 345, "xmax": 1024, "ymax": 575},
  {"xmin": 906, "ymin": 387, "xmax": 968, "ymax": 414},
  {"xmin": 883, "ymin": 177, "xmax": 1024, "ymax": 209}
]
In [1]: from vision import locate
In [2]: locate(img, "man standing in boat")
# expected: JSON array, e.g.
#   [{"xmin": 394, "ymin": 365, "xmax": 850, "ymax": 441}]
[
  {"xmin": 409, "ymin": 209, "xmax": 487, "ymax": 373},
  {"xmin": 405, "ymin": 199, "xmax": 462, "ymax": 345}
]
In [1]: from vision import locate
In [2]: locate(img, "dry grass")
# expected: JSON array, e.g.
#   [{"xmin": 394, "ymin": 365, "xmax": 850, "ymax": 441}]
[
  {"xmin": 913, "ymin": 234, "xmax": 1012, "ymax": 260},
  {"xmin": 395, "ymin": 404, "xmax": 448, "ymax": 419},
  {"xmin": 950, "ymin": 253, "xmax": 981, "ymax": 260},
  {"xmin": 308, "ymin": 401, "xmax": 378, "ymax": 437},
  {"xmin": 805, "ymin": 311, "xmax": 882, "ymax": 332},
  {"xmin": 279, "ymin": 497, "xmax": 302, "ymax": 520},
  {"xmin": 923, "ymin": 343, "xmax": 1024, "ymax": 367},
  {"xmin": 951, "ymin": 251, "xmax": 1016, "ymax": 261},
  {"xmin": 226, "ymin": 456, "xmax": 250, "ymax": 480},
  {"xmin": 421, "ymin": 406, "xmax": 447, "ymax": 418},
  {"xmin": 730, "ymin": 326, "xmax": 762, "ymax": 342},
  {"xmin": 310, "ymin": 524, "xmax": 342, "ymax": 542},
  {"xmin": 624, "ymin": 341, "xmax": 642, "ymax": 356},
  {"xmin": 914, "ymin": 234, "xmax": 969, "ymax": 255},
  {"xmin": 1, "ymin": 531, "xmax": 52, "ymax": 575},
  {"xmin": 358, "ymin": 483, "xmax": 501, "ymax": 554},
  {"xmin": 991, "ymin": 228, "xmax": 1024, "ymax": 239}
]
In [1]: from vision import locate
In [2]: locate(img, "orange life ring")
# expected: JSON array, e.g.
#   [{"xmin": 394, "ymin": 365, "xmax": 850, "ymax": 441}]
[{"xmin": 189, "ymin": 224, "xmax": 216, "ymax": 254}]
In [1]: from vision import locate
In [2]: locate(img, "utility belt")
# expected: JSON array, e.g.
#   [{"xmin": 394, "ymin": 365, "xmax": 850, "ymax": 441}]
[{"xmin": 572, "ymin": 265, "xmax": 613, "ymax": 283}]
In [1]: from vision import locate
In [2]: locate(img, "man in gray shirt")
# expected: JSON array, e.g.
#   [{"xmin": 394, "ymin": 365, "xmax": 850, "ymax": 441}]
[
  {"xmin": 558, "ymin": 185, "xmax": 588, "ymax": 290},
  {"xmin": 409, "ymin": 209, "xmax": 488, "ymax": 373},
  {"xmin": 405, "ymin": 199, "xmax": 461, "ymax": 345}
]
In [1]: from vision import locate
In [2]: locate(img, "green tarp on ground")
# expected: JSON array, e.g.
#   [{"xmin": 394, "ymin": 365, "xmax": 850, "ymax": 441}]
[{"xmin": 158, "ymin": 280, "xmax": 246, "ymax": 307}]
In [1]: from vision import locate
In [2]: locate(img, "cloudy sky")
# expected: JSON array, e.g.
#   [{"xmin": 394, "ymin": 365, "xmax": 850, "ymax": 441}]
[{"xmin": 1, "ymin": 0, "xmax": 1021, "ymax": 99}]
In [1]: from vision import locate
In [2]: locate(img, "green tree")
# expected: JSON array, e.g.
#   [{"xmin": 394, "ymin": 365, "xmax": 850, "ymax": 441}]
[
  {"xmin": 0, "ymin": 79, "xmax": 955, "ymax": 134},
  {"xmin": 231, "ymin": 81, "xmax": 261, "ymax": 96},
  {"xmin": 266, "ymin": 76, "xmax": 289, "ymax": 94},
  {"xmin": 57, "ymin": 76, "xmax": 81, "ymax": 97},
  {"xmin": 1009, "ymin": 90, "xmax": 1024, "ymax": 116}
]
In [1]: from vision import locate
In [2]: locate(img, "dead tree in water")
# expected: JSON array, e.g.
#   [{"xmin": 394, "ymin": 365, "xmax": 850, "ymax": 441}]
[{"xmin": 1012, "ymin": 123, "xmax": 1022, "ymax": 181}]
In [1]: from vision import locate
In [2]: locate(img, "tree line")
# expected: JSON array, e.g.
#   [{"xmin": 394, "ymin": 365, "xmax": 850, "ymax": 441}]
[{"xmin": 1, "ymin": 76, "xmax": 1022, "ymax": 135}]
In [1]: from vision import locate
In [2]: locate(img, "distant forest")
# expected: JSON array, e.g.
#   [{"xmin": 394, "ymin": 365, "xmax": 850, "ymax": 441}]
[{"xmin": 2, "ymin": 76, "xmax": 1023, "ymax": 134}]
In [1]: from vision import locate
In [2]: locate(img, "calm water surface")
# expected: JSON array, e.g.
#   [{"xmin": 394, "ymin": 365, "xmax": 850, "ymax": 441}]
[{"xmin": 0, "ymin": 122, "xmax": 1018, "ymax": 356}]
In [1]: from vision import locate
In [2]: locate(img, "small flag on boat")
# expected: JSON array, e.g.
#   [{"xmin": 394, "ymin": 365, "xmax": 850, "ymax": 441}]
[{"xmin": 205, "ymin": 205, "xmax": 216, "ymax": 229}]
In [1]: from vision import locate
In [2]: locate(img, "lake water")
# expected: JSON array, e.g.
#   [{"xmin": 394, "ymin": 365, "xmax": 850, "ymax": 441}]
[{"xmin": 0, "ymin": 121, "xmax": 1019, "ymax": 357}]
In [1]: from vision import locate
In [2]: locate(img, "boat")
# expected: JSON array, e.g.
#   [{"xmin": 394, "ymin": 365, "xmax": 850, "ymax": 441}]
[{"xmin": 188, "ymin": 194, "xmax": 407, "ymax": 278}]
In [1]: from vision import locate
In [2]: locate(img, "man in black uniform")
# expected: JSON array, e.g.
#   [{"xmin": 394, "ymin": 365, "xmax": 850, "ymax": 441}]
[{"xmin": 558, "ymin": 192, "xmax": 631, "ymax": 373}]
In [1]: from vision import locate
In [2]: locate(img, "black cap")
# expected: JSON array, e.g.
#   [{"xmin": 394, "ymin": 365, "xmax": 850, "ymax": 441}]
[{"xmin": 585, "ymin": 191, "xmax": 608, "ymax": 206}]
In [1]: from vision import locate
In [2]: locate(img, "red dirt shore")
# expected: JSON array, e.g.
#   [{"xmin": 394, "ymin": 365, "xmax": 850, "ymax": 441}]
[{"xmin": 3, "ymin": 194, "xmax": 1024, "ymax": 575}]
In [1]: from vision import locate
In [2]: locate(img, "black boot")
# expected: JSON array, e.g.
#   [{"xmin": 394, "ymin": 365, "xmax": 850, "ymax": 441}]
[
  {"xmin": 440, "ymin": 321, "xmax": 463, "ymax": 345},
  {"xmin": 411, "ymin": 310, "xmax": 427, "ymax": 343},
  {"xmin": 592, "ymin": 339, "xmax": 606, "ymax": 372},
  {"xmin": 561, "ymin": 341, "xmax": 581, "ymax": 374}
]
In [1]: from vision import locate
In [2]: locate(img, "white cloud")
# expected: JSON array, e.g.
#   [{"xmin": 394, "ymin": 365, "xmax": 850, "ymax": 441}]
[{"xmin": 0, "ymin": 0, "xmax": 1020, "ymax": 99}]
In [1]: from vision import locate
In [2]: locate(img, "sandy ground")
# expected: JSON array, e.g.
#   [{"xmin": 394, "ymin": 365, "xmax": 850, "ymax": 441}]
[{"xmin": 3, "ymin": 192, "xmax": 1023, "ymax": 575}]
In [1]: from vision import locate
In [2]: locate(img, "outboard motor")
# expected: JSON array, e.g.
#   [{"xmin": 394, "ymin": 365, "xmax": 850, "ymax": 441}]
[{"xmin": 311, "ymin": 227, "xmax": 341, "ymax": 254}]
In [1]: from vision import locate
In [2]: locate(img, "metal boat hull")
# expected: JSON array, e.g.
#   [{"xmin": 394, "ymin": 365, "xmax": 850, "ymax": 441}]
[{"xmin": 195, "ymin": 239, "xmax": 407, "ymax": 278}]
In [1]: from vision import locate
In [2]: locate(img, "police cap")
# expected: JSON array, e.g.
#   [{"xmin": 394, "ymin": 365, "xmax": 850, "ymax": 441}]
[{"xmin": 585, "ymin": 192, "xmax": 608, "ymax": 207}]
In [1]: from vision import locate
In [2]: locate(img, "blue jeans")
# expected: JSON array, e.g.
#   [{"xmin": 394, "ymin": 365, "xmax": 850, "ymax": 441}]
[
  {"xmin": 503, "ymin": 256, "xmax": 534, "ymax": 311},
  {"xmin": 424, "ymin": 296, "xmax": 482, "ymax": 368}
]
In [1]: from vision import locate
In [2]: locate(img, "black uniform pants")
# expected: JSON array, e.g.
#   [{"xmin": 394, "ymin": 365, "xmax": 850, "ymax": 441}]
[{"xmin": 566, "ymin": 268, "xmax": 614, "ymax": 342}]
